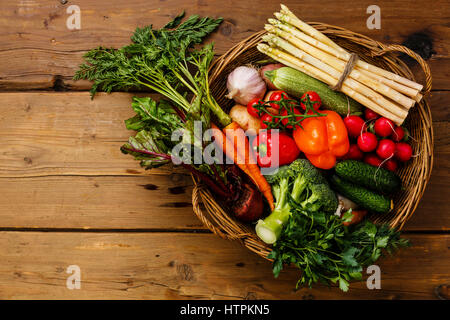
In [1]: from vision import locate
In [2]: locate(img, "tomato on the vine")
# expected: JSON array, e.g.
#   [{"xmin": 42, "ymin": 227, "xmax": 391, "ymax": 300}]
[
  {"xmin": 280, "ymin": 107, "xmax": 302, "ymax": 129},
  {"xmin": 300, "ymin": 91, "xmax": 321, "ymax": 111},
  {"xmin": 246, "ymin": 98, "xmax": 262, "ymax": 118},
  {"xmin": 268, "ymin": 91, "xmax": 289, "ymax": 110},
  {"xmin": 260, "ymin": 113, "xmax": 278, "ymax": 129}
]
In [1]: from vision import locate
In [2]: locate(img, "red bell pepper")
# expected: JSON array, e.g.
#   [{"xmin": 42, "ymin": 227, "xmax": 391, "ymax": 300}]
[{"xmin": 252, "ymin": 131, "xmax": 300, "ymax": 168}]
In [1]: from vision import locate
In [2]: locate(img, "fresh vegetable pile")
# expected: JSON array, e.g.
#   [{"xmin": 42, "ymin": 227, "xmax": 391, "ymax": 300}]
[{"xmin": 74, "ymin": 6, "xmax": 419, "ymax": 292}]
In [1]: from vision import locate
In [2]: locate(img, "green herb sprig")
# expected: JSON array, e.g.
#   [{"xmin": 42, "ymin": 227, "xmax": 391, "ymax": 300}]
[{"xmin": 268, "ymin": 205, "xmax": 410, "ymax": 292}]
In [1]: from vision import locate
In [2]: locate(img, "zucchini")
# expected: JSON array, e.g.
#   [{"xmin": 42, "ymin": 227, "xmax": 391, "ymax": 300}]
[
  {"xmin": 265, "ymin": 67, "xmax": 363, "ymax": 116},
  {"xmin": 335, "ymin": 160, "xmax": 401, "ymax": 194},
  {"xmin": 330, "ymin": 175, "xmax": 393, "ymax": 214}
]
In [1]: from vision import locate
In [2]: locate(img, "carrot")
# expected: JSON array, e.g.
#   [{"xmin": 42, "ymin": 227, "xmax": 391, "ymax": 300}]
[
  {"xmin": 342, "ymin": 210, "xmax": 368, "ymax": 226},
  {"xmin": 223, "ymin": 122, "xmax": 275, "ymax": 210},
  {"xmin": 210, "ymin": 123, "xmax": 252, "ymax": 179}
]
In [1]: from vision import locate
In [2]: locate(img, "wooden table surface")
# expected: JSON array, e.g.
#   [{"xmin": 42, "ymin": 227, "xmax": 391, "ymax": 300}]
[{"xmin": 0, "ymin": 0, "xmax": 449, "ymax": 300}]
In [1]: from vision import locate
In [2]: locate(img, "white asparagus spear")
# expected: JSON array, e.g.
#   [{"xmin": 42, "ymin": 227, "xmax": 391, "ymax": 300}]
[
  {"xmin": 257, "ymin": 44, "xmax": 406, "ymax": 124},
  {"xmin": 272, "ymin": 13, "xmax": 424, "ymax": 92},
  {"xmin": 264, "ymin": 26, "xmax": 416, "ymax": 109},
  {"xmin": 357, "ymin": 69, "xmax": 421, "ymax": 101},
  {"xmin": 278, "ymin": 4, "xmax": 345, "ymax": 53},
  {"xmin": 262, "ymin": 34, "xmax": 409, "ymax": 119},
  {"xmin": 263, "ymin": 34, "xmax": 412, "ymax": 117}
]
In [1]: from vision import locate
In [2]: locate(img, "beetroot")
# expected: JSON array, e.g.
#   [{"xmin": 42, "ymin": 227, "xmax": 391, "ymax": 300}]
[{"xmin": 231, "ymin": 183, "xmax": 264, "ymax": 222}]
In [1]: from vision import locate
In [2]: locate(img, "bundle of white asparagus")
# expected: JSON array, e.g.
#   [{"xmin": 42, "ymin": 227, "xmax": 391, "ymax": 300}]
[{"xmin": 257, "ymin": 4, "xmax": 424, "ymax": 125}]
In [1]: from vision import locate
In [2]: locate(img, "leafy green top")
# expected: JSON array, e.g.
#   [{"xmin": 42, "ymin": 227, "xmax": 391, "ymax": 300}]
[
  {"xmin": 74, "ymin": 12, "xmax": 231, "ymax": 127},
  {"xmin": 268, "ymin": 207, "xmax": 410, "ymax": 292}
]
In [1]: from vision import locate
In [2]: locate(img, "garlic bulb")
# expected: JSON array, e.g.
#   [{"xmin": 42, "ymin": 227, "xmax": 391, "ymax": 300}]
[{"xmin": 225, "ymin": 66, "xmax": 266, "ymax": 105}]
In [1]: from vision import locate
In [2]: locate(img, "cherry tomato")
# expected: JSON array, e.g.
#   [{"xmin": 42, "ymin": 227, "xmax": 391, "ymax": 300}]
[
  {"xmin": 246, "ymin": 98, "xmax": 262, "ymax": 118},
  {"xmin": 268, "ymin": 91, "xmax": 289, "ymax": 110},
  {"xmin": 300, "ymin": 91, "xmax": 321, "ymax": 111},
  {"xmin": 260, "ymin": 113, "xmax": 278, "ymax": 129},
  {"xmin": 280, "ymin": 107, "xmax": 302, "ymax": 129}
]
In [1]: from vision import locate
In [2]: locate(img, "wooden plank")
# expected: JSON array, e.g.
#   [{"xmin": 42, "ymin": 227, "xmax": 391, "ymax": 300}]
[
  {"xmin": 0, "ymin": 92, "xmax": 448, "ymax": 230},
  {"xmin": 0, "ymin": 232, "xmax": 447, "ymax": 299},
  {"xmin": 0, "ymin": 92, "xmax": 177, "ymax": 177},
  {"xmin": 0, "ymin": 175, "xmax": 203, "ymax": 230},
  {"xmin": 0, "ymin": 0, "xmax": 448, "ymax": 90}
]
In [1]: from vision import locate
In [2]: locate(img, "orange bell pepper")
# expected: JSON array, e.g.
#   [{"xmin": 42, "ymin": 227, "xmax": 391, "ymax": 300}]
[{"xmin": 293, "ymin": 110, "xmax": 350, "ymax": 169}]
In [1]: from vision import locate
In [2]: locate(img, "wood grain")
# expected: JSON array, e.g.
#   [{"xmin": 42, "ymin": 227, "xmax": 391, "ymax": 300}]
[
  {"xmin": 0, "ymin": 92, "xmax": 450, "ymax": 230},
  {"xmin": 0, "ymin": 0, "xmax": 448, "ymax": 90},
  {"xmin": 0, "ymin": 92, "xmax": 180, "ymax": 177},
  {"xmin": 0, "ymin": 92, "xmax": 447, "ymax": 230},
  {"xmin": 0, "ymin": 232, "xmax": 447, "ymax": 300}
]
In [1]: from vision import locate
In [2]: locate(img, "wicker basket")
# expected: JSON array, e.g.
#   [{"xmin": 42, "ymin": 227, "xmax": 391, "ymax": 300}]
[{"xmin": 192, "ymin": 24, "xmax": 433, "ymax": 260}]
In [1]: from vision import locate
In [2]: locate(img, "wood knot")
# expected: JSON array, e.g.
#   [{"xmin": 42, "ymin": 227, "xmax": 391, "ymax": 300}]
[
  {"xmin": 176, "ymin": 263, "xmax": 194, "ymax": 281},
  {"xmin": 220, "ymin": 22, "xmax": 233, "ymax": 37}
]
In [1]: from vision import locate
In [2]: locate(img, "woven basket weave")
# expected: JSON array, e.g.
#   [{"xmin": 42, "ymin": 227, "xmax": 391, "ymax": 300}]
[{"xmin": 192, "ymin": 24, "xmax": 433, "ymax": 260}]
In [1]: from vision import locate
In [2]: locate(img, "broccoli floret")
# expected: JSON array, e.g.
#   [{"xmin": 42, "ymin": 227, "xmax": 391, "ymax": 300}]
[
  {"xmin": 256, "ymin": 159, "xmax": 338, "ymax": 244},
  {"xmin": 301, "ymin": 183, "xmax": 338, "ymax": 214}
]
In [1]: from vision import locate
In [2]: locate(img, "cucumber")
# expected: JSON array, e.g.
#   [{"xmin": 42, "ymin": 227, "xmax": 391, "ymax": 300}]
[
  {"xmin": 335, "ymin": 160, "xmax": 401, "ymax": 194},
  {"xmin": 330, "ymin": 175, "xmax": 393, "ymax": 214},
  {"xmin": 265, "ymin": 67, "xmax": 363, "ymax": 116}
]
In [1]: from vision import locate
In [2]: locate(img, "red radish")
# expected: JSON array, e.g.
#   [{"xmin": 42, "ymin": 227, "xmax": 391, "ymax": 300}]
[
  {"xmin": 376, "ymin": 139, "xmax": 396, "ymax": 159},
  {"xmin": 357, "ymin": 132, "xmax": 378, "ymax": 152},
  {"xmin": 344, "ymin": 115, "xmax": 366, "ymax": 138},
  {"xmin": 364, "ymin": 153, "xmax": 383, "ymax": 167},
  {"xmin": 383, "ymin": 158, "xmax": 398, "ymax": 172},
  {"xmin": 395, "ymin": 142, "xmax": 413, "ymax": 162},
  {"xmin": 364, "ymin": 108, "xmax": 379, "ymax": 121},
  {"xmin": 374, "ymin": 117, "xmax": 395, "ymax": 137},
  {"xmin": 260, "ymin": 63, "xmax": 284, "ymax": 90},
  {"xmin": 343, "ymin": 144, "xmax": 364, "ymax": 160},
  {"xmin": 246, "ymin": 98, "xmax": 262, "ymax": 118},
  {"xmin": 300, "ymin": 91, "xmax": 321, "ymax": 111},
  {"xmin": 392, "ymin": 126, "xmax": 405, "ymax": 142}
]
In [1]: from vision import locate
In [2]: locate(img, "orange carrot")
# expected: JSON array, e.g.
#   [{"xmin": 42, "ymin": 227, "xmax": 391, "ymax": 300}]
[
  {"xmin": 223, "ymin": 122, "xmax": 275, "ymax": 210},
  {"xmin": 342, "ymin": 210, "xmax": 368, "ymax": 226},
  {"xmin": 210, "ymin": 123, "xmax": 252, "ymax": 179}
]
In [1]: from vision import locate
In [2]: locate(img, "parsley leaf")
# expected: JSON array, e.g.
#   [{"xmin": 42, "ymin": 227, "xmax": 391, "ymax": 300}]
[{"xmin": 269, "ymin": 206, "xmax": 410, "ymax": 292}]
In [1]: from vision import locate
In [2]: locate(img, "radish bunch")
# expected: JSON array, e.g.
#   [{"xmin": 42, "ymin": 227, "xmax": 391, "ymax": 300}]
[{"xmin": 342, "ymin": 108, "xmax": 413, "ymax": 171}]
